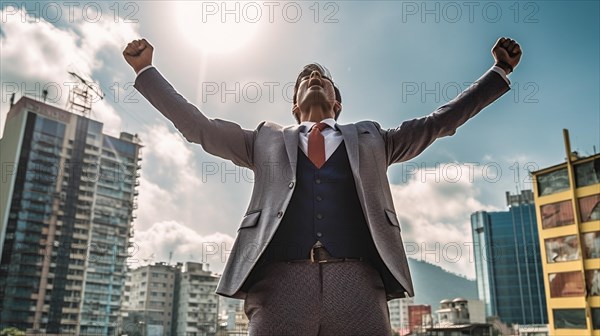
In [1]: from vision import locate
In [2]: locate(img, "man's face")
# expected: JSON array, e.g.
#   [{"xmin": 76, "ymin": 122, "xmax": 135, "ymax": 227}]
[{"xmin": 294, "ymin": 70, "xmax": 337, "ymax": 115}]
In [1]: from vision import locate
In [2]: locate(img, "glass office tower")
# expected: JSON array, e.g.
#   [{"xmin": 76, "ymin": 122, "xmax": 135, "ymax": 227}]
[
  {"xmin": 471, "ymin": 190, "xmax": 548, "ymax": 326},
  {"xmin": 0, "ymin": 96, "xmax": 142, "ymax": 335}
]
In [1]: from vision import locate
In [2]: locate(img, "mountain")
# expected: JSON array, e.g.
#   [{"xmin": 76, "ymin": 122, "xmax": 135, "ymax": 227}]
[{"xmin": 407, "ymin": 258, "xmax": 478, "ymax": 310}]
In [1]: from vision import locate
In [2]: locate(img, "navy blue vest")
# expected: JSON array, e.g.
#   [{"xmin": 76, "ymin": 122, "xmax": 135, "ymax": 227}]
[{"xmin": 260, "ymin": 142, "xmax": 380, "ymax": 262}]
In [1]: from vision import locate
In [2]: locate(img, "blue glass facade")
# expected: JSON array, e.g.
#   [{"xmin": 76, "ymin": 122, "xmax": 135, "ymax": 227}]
[
  {"xmin": 471, "ymin": 193, "xmax": 548, "ymax": 325},
  {"xmin": 0, "ymin": 97, "xmax": 141, "ymax": 335},
  {"xmin": 0, "ymin": 113, "xmax": 66, "ymax": 330}
]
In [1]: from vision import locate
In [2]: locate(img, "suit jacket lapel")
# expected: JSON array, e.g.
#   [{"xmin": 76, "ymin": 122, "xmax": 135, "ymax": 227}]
[
  {"xmin": 337, "ymin": 123, "xmax": 360, "ymax": 178},
  {"xmin": 283, "ymin": 125, "xmax": 301, "ymax": 177}
]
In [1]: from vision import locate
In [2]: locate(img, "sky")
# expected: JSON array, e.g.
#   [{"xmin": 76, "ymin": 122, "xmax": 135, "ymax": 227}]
[{"xmin": 1, "ymin": 1, "xmax": 599, "ymax": 281}]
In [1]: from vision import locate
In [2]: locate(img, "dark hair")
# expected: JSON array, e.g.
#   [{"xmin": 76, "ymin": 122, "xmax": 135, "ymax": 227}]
[{"xmin": 292, "ymin": 63, "xmax": 342, "ymax": 120}]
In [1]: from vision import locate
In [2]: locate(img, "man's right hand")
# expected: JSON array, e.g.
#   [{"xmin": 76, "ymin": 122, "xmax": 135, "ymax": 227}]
[
  {"xmin": 123, "ymin": 39, "xmax": 153, "ymax": 74},
  {"xmin": 492, "ymin": 37, "xmax": 522, "ymax": 75}
]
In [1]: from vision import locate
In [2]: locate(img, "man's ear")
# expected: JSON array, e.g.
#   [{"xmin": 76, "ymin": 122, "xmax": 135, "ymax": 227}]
[
  {"xmin": 292, "ymin": 105, "xmax": 300, "ymax": 123},
  {"xmin": 334, "ymin": 101, "xmax": 342, "ymax": 113}
]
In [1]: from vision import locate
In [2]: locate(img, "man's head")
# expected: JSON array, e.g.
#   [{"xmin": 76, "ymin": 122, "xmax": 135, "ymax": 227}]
[{"xmin": 292, "ymin": 63, "xmax": 342, "ymax": 123}]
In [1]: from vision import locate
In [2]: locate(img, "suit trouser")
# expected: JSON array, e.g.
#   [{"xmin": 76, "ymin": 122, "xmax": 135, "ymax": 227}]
[{"xmin": 244, "ymin": 260, "xmax": 393, "ymax": 336}]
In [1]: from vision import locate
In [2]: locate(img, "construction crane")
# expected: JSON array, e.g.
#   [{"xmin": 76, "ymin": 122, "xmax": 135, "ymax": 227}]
[{"xmin": 66, "ymin": 71, "xmax": 105, "ymax": 118}]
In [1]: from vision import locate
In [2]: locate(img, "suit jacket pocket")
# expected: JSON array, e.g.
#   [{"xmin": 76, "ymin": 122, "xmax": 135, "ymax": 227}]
[
  {"xmin": 238, "ymin": 210, "xmax": 261, "ymax": 231},
  {"xmin": 385, "ymin": 209, "xmax": 401, "ymax": 230}
]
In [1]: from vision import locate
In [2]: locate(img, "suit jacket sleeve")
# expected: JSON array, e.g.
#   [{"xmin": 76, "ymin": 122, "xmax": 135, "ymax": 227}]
[
  {"xmin": 382, "ymin": 69, "xmax": 510, "ymax": 165},
  {"xmin": 134, "ymin": 67, "xmax": 258, "ymax": 169}
]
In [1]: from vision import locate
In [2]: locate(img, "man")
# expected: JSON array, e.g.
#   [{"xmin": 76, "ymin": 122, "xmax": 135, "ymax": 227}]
[{"xmin": 123, "ymin": 37, "xmax": 521, "ymax": 335}]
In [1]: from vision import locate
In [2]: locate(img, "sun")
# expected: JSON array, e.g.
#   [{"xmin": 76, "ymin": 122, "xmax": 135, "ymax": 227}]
[{"xmin": 175, "ymin": 2, "xmax": 262, "ymax": 54}]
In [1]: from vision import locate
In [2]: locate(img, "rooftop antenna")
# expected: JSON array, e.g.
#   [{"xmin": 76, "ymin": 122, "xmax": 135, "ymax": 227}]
[{"xmin": 66, "ymin": 71, "xmax": 105, "ymax": 118}]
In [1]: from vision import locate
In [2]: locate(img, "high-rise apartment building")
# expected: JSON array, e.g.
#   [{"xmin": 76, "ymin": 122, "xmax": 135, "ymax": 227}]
[
  {"xmin": 121, "ymin": 262, "xmax": 179, "ymax": 336},
  {"xmin": 219, "ymin": 296, "xmax": 246, "ymax": 335},
  {"xmin": 531, "ymin": 130, "xmax": 599, "ymax": 336},
  {"xmin": 175, "ymin": 262, "xmax": 220, "ymax": 336},
  {"xmin": 388, "ymin": 297, "xmax": 414, "ymax": 333},
  {"xmin": 471, "ymin": 190, "xmax": 548, "ymax": 325},
  {"xmin": 0, "ymin": 96, "xmax": 141, "ymax": 335}
]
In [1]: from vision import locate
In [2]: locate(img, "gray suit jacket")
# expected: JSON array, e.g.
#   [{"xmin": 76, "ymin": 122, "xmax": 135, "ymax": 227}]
[{"xmin": 134, "ymin": 67, "xmax": 509, "ymax": 300}]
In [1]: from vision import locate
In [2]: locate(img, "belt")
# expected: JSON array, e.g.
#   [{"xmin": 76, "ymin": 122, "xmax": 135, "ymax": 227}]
[{"xmin": 287, "ymin": 246, "xmax": 364, "ymax": 264}]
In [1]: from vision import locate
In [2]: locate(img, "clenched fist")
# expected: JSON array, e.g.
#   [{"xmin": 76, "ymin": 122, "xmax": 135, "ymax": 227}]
[
  {"xmin": 123, "ymin": 39, "xmax": 154, "ymax": 74},
  {"xmin": 492, "ymin": 37, "xmax": 522, "ymax": 75}
]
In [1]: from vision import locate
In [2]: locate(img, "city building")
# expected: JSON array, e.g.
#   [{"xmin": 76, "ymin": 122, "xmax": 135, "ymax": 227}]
[
  {"xmin": 408, "ymin": 304, "xmax": 432, "ymax": 334},
  {"xmin": 471, "ymin": 190, "xmax": 548, "ymax": 326},
  {"xmin": 175, "ymin": 262, "xmax": 220, "ymax": 336},
  {"xmin": 414, "ymin": 298, "xmax": 492, "ymax": 336},
  {"xmin": 409, "ymin": 298, "xmax": 493, "ymax": 336},
  {"xmin": 0, "ymin": 96, "xmax": 141, "ymax": 335},
  {"xmin": 218, "ymin": 296, "xmax": 247, "ymax": 335},
  {"xmin": 515, "ymin": 324, "xmax": 549, "ymax": 336},
  {"xmin": 120, "ymin": 262, "xmax": 180, "ymax": 336},
  {"xmin": 435, "ymin": 298, "xmax": 485, "ymax": 325},
  {"xmin": 233, "ymin": 308, "xmax": 249, "ymax": 335},
  {"xmin": 388, "ymin": 297, "xmax": 414, "ymax": 333},
  {"xmin": 531, "ymin": 130, "xmax": 600, "ymax": 336}
]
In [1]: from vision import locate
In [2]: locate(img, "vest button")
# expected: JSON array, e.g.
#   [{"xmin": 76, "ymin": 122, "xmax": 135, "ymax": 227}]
[
  {"xmin": 277, "ymin": 211, "xmax": 283, "ymax": 218},
  {"xmin": 316, "ymin": 196, "xmax": 323, "ymax": 202},
  {"xmin": 315, "ymin": 178, "xmax": 321, "ymax": 184},
  {"xmin": 316, "ymin": 213, "xmax": 323, "ymax": 220},
  {"xmin": 316, "ymin": 232, "xmax": 323, "ymax": 238},
  {"xmin": 288, "ymin": 181, "xmax": 295, "ymax": 189}
]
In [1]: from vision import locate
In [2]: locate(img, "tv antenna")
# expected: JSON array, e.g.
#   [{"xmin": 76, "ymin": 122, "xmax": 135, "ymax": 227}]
[{"xmin": 66, "ymin": 71, "xmax": 105, "ymax": 118}]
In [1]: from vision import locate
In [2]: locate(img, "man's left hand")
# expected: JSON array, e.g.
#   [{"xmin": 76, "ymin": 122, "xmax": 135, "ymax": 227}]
[{"xmin": 492, "ymin": 37, "xmax": 522, "ymax": 74}]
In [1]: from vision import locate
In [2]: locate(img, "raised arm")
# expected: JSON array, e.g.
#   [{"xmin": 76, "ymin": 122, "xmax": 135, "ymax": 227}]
[
  {"xmin": 123, "ymin": 39, "xmax": 258, "ymax": 169},
  {"xmin": 383, "ymin": 37, "xmax": 522, "ymax": 165}
]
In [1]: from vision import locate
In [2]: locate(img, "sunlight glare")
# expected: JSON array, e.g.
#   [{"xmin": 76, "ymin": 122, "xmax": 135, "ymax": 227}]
[{"xmin": 175, "ymin": 2, "xmax": 262, "ymax": 54}]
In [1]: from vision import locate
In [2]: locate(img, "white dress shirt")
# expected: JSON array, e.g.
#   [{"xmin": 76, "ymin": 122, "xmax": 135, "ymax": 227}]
[{"xmin": 298, "ymin": 118, "xmax": 344, "ymax": 161}]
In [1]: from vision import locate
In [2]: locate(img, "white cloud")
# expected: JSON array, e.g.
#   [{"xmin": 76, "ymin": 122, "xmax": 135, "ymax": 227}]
[
  {"xmin": 390, "ymin": 163, "xmax": 499, "ymax": 279},
  {"xmin": 135, "ymin": 176, "xmax": 176, "ymax": 231},
  {"xmin": 133, "ymin": 124, "xmax": 242, "ymax": 234},
  {"xmin": 0, "ymin": 6, "xmax": 139, "ymax": 137},
  {"xmin": 141, "ymin": 124, "xmax": 194, "ymax": 168},
  {"xmin": 93, "ymin": 98, "xmax": 125, "ymax": 137},
  {"xmin": 134, "ymin": 124, "xmax": 203, "ymax": 231},
  {"xmin": 0, "ymin": 7, "xmax": 241, "ymax": 274},
  {"xmin": 131, "ymin": 220, "xmax": 235, "ymax": 274}
]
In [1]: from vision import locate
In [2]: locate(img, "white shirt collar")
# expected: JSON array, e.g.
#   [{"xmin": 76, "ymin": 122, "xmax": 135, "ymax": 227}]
[{"xmin": 299, "ymin": 118, "xmax": 337, "ymax": 133}]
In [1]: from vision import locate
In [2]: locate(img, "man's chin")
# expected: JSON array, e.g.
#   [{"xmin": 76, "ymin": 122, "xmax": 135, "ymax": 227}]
[
  {"xmin": 298, "ymin": 103, "xmax": 334, "ymax": 115},
  {"xmin": 299, "ymin": 94, "xmax": 333, "ymax": 109}
]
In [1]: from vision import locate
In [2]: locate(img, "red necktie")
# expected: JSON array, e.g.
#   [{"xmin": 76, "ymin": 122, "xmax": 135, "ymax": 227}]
[{"xmin": 308, "ymin": 122, "xmax": 328, "ymax": 169}]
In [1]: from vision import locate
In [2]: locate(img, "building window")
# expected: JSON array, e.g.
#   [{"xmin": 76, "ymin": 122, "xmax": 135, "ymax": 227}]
[
  {"xmin": 549, "ymin": 271, "xmax": 585, "ymax": 297},
  {"xmin": 582, "ymin": 231, "xmax": 600, "ymax": 259},
  {"xmin": 545, "ymin": 235, "xmax": 580, "ymax": 263},
  {"xmin": 592, "ymin": 308, "xmax": 600, "ymax": 329},
  {"xmin": 575, "ymin": 158, "xmax": 600, "ymax": 188},
  {"xmin": 553, "ymin": 309, "xmax": 587, "ymax": 329},
  {"xmin": 578, "ymin": 194, "xmax": 600, "ymax": 222},
  {"xmin": 537, "ymin": 168, "xmax": 569, "ymax": 196},
  {"xmin": 586, "ymin": 270, "xmax": 600, "ymax": 296},
  {"xmin": 541, "ymin": 200, "xmax": 574, "ymax": 229}
]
